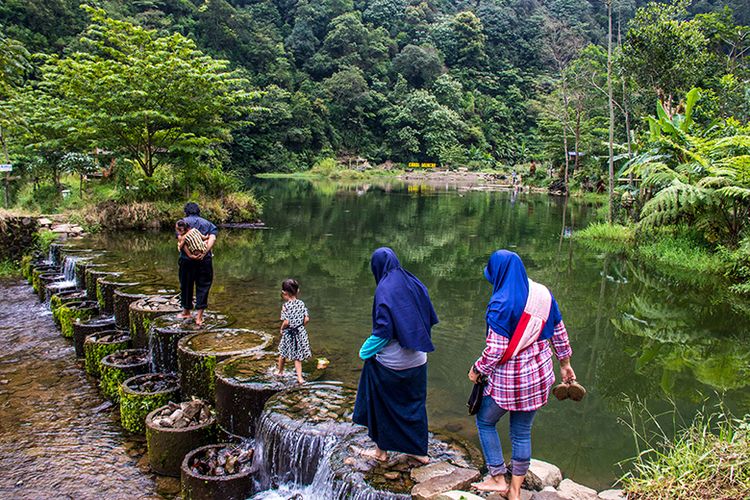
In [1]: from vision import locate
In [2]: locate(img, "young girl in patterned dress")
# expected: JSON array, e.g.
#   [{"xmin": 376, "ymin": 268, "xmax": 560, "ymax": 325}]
[{"xmin": 277, "ymin": 279, "xmax": 311, "ymax": 384}]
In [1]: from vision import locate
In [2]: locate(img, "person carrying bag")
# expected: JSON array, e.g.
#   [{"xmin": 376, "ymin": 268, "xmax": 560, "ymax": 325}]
[{"xmin": 467, "ymin": 250, "xmax": 578, "ymax": 500}]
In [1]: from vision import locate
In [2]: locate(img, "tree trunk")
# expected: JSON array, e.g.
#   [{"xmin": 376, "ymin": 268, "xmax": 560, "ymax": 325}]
[
  {"xmin": 0, "ymin": 126, "xmax": 8, "ymax": 208},
  {"xmin": 560, "ymin": 78, "xmax": 571, "ymax": 190},
  {"xmin": 606, "ymin": 0, "xmax": 615, "ymax": 223},
  {"xmin": 574, "ymin": 99, "xmax": 582, "ymax": 174}
]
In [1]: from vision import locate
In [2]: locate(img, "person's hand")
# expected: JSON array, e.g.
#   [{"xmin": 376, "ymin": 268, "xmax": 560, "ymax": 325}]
[
  {"xmin": 468, "ymin": 365, "xmax": 480, "ymax": 384},
  {"xmin": 560, "ymin": 362, "xmax": 576, "ymax": 383},
  {"xmin": 192, "ymin": 251, "xmax": 206, "ymax": 260}
]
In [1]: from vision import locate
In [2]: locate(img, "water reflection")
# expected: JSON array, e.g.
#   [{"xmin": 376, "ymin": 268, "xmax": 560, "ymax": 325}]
[{"xmin": 74, "ymin": 179, "xmax": 749, "ymax": 489}]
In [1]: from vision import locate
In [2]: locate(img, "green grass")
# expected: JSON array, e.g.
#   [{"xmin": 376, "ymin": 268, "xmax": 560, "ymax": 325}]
[
  {"xmin": 576, "ymin": 223, "xmax": 731, "ymax": 286},
  {"xmin": 15, "ymin": 176, "xmax": 120, "ymax": 214},
  {"xmin": 638, "ymin": 234, "xmax": 724, "ymax": 276},
  {"xmin": 0, "ymin": 260, "xmax": 20, "ymax": 279},
  {"xmin": 620, "ymin": 402, "xmax": 750, "ymax": 500},
  {"xmin": 575, "ymin": 222, "xmax": 635, "ymax": 253}
]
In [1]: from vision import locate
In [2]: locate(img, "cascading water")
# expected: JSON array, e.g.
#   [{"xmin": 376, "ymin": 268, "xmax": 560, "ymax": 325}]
[
  {"xmin": 252, "ymin": 382, "xmax": 358, "ymax": 493},
  {"xmin": 63, "ymin": 256, "xmax": 80, "ymax": 282},
  {"xmin": 44, "ymin": 256, "xmax": 81, "ymax": 309}
]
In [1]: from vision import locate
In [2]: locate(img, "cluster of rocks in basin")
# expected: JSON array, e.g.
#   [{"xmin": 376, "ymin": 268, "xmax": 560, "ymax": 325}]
[
  {"xmin": 422, "ymin": 460, "xmax": 626, "ymax": 500},
  {"xmin": 187, "ymin": 444, "xmax": 254, "ymax": 477},
  {"xmin": 150, "ymin": 399, "xmax": 212, "ymax": 429}
]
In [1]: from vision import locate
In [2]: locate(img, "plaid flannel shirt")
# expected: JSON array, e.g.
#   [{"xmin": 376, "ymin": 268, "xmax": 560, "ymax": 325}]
[{"xmin": 474, "ymin": 321, "xmax": 572, "ymax": 412}]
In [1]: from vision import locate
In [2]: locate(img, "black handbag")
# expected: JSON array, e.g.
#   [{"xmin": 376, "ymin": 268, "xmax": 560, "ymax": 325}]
[{"xmin": 467, "ymin": 372, "xmax": 488, "ymax": 415}]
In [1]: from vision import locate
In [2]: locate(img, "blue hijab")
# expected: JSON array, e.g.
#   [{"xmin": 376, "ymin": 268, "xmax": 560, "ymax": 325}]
[
  {"xmin": 371, "ymin": 247, "xmax": 438, "ymax": 352},
  {"xmin": 484, "ymin": 250, "xmax": 560, "ymax": 340}
]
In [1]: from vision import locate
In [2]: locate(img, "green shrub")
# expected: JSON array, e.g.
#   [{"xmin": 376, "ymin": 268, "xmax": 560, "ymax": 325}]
[
  {"xmin": 36, "ymin": 229, "xmax": 59, "ymax": 253},
  {"xmin": 310, "ymin": 157, "xmax": 340, "ymax": 176},
  {"xmin": 0, "ymin": 260, "xmax": 19, "ymax": 278},
  {"xmin": 220, "ymin": 191, "xmax": 262, "ymax": 222}
]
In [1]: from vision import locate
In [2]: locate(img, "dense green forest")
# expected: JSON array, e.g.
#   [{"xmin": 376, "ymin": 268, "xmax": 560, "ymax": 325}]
[{"xmin": 1, "ymin": 0, "xmax": 747, "ymax": 178}]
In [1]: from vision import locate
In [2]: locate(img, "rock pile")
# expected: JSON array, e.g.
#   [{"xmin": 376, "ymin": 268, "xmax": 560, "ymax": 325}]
[
  {"xmin": 151, "ymin": 399, "xmax": 212, "ymax": 429},
  {"xmin": 188, "ymin": 444, "xmax": 254, "ymax": 477}
]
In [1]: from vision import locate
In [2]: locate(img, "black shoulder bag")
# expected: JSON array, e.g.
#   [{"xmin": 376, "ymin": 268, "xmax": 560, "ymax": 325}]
[
  {"xmin": 467, "ymin": 324, "xmax": 492, "ymax": 415},
  {"xmin": 467, "ymin": 366, "xmax": 488, "ymax": 415}
]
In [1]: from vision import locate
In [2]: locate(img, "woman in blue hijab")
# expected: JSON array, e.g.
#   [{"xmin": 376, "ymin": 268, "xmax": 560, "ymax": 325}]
[
  {"xmin": 353, "ymin": 247, "xmax": 439, "ymax": 462},
  {"xmin": 468, "ymin": 250, "xmax": 576, "ymax": 499}
]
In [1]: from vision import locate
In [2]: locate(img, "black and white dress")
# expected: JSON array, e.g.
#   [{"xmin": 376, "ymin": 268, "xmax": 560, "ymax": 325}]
[{"xmin": 279, "ymin": 299, "xmax": 312, "ymax": 361}]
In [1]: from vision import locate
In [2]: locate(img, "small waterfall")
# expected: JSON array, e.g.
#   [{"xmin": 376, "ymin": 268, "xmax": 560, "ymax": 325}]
[
  {"xmin": 62, "ymin": 256, "xmax": 80, "ymax": 282},
  {"xmin": 256, "ymin": 413, "xmax": 346, "ymax": 487},
  {"xmin": 42, "ymin": 256, "xmax": 81, "ymax": 309},
  {"xmin": 148, "ymin": 333, "xmax": 158, "ymax": 373}
]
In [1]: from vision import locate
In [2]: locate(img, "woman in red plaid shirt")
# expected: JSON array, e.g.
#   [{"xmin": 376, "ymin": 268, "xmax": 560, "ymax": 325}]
[{"xmin": 468, "ymin": 250, "xmax": 576, "ymax": 499}]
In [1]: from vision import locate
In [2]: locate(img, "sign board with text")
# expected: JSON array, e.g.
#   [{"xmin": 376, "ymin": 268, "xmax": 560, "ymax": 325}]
[
  {"xmin": 407, "ymin": 162, "xmax": 437, "ymax": 168},
  {"xmin": 0, "ymin": 164, "xmax": 12, "ymax": 172}
]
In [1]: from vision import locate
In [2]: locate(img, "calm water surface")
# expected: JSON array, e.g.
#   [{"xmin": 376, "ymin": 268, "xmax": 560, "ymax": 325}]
[{"xmin": 6, "ymin": 179, "xmax": 747, "ymax": 493}]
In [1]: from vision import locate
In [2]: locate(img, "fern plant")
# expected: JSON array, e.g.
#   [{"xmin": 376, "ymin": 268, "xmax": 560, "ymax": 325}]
[{"xmin": 626, "ymin": 89, "xmax": 750, "ymax": 246}]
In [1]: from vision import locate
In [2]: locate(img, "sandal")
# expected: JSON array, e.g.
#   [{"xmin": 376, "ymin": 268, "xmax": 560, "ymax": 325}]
[
  {"xmin": 567, "ymin": 379, "xmax": 587, "ymax": 401},
  {"xmin": 552, "ymin": 382, "xmax": 569, "ymax": 400}
]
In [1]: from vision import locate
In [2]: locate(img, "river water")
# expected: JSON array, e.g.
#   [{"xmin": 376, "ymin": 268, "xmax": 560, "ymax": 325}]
[{"xmin": 1, "ymin": 178, "xmax": 748, "ymax": 494}]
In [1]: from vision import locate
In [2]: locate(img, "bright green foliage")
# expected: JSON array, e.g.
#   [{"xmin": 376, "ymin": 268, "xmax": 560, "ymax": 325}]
[
  {"xmin": 627, "ymin": 89, "xmax": 750, "ymax": 246},
  {"xmin": 0, "ymin": 30, "xmax": 29, "ymax": 97},
  {"xmin": 622, "ymin": 1, "xmax": 713, "ymax": 109},
  {"xmin": 14, "ymin": 7, "xmax": 260, "ymax": 178},
  {"xmin": 1, "ymin": 0, "xmax": 747, "ymax": 183}
]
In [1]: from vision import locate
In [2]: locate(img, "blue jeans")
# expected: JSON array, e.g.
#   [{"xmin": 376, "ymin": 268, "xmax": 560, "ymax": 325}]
[{"xmin": 475, "ymin": 395, "xmax": 536, "ymax": 477}]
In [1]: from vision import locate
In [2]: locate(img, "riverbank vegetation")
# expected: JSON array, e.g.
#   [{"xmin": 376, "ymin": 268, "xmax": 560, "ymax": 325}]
[
  {"xmin": 1, "ymin": 1, "xmax": 747, "ymax": 198},
  {"xmin": 1, "ymin": 6, "xmax": 262, "ymax": 224},
  {"xmin": 621, "ymin": 403, "xmax": 750, "ymax": 499}
]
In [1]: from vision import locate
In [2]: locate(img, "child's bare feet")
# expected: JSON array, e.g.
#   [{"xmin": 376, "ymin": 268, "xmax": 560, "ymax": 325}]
[
  {"xmin": 296, "ymin": 377, "xmax": 305, "ymax": 385},
  {"xmin": 177, "ymin": 311, "xmax": 192, "ymax": 319}
]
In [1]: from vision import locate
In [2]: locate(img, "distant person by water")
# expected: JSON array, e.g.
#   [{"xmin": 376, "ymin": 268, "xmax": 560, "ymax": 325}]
[
  {"xmin": 276, "ymin": 278, "xmax": 311, "ymax": 384},
  {"xmin": 353, "ymin": 247, "xmax": 438, "ymax": 463},
  {"xmin": 469, "ymin": 250, "xmax": 576, "ymax": 499},
  {"xmin": 176, "ymin": 202, "xmax": 218, "ymax": 326}
]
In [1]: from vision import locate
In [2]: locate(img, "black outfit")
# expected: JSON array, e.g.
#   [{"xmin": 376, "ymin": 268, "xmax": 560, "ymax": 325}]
[
  {"xmin": 179, "ymin": 255, "xmax": 213, "ymax": 310},
  {"xmin": 177, "ymin": 215, "xmax": 218, "ymax": 310},
  {"xmin": 353, "ymin": 359, "xmax": 429, "ymax": 456}
]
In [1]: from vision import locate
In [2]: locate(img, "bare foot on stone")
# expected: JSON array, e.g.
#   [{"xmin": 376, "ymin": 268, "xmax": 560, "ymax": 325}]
[
  {"xmin": 353, "ymin": 446, "xmax": 388, "ymax": 462},
  {"xmin": 472, "ymin": 475, "xmax": 509, "ymax": 494},
  {"xmin": 408, "ymin": 454, "xmax": 430, "ymax": 465}
]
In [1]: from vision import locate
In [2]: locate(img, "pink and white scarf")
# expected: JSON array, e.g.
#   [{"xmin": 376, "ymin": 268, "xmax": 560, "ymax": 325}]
[{"xmin": 499, "ymin": 279, "xmax": 552, "ymax": 364}]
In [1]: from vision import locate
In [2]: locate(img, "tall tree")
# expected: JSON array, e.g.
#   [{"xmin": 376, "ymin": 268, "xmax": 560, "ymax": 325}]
[
  {"xmin": 606, "ymin": 0, "xmax": 615, "ymax": 222},
  {"xmin": 622, "ymin": 0, "xmax": 712, "ymax": 114},
  {"xmin": 544, "ymin": 16, "xmax": 583, "ymax": 190},
  {"xmin": 18, "ymin": 7, "xmax": 260, "ymax": 178}
]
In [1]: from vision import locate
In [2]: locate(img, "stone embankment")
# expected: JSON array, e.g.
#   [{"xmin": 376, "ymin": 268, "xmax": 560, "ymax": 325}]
[{"xmin": 19, "ymin": 242, "xmax": 625, "ymax": 499}]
